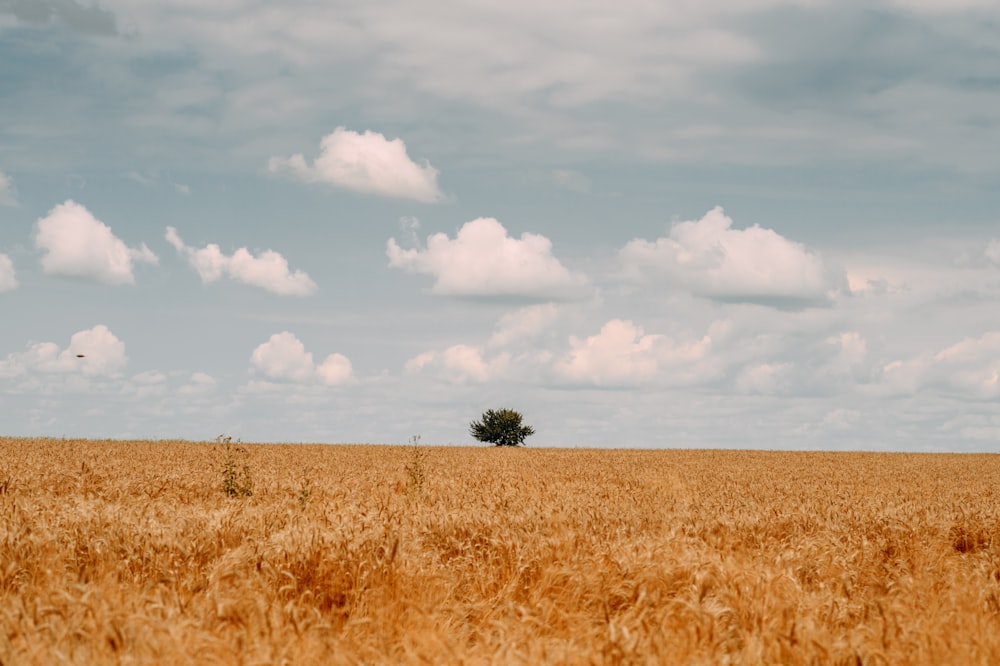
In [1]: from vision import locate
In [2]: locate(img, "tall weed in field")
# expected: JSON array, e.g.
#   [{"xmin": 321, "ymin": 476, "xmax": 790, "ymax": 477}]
[
  {"xmin": 403, "ymin": 435, "xmax": 426, "ymax": 493},
  {"xmin": 217, "ymin": 435, "xmax": 253, "ymax": 498}
]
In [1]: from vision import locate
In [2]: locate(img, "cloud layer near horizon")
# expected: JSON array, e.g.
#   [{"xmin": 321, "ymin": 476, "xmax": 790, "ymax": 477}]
[{"xmin": 0, "ymin": 325, "xmax": 126, "ymax": 379}]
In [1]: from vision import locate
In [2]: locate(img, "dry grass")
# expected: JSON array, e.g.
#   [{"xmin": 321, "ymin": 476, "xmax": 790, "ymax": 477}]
[{"xmin": 2, "ymin": 437, "xmax": 1000, "ymax": 664}]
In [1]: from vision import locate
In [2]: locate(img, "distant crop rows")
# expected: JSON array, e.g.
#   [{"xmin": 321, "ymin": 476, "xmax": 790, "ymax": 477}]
[{"xmin": 1, "ymin": 438, "xmax": 999, "ymax": 664}]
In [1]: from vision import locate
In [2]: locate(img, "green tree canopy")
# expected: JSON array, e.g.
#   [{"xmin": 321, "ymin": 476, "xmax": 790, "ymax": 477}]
[{"xmin": 469, "ymin": 408, "xmax": 535, "ymax": 447}]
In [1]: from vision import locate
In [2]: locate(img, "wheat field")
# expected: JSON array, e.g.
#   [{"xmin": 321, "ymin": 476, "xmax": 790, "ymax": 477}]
[{"xmin": 1, "ymin": 437, "xmax": 999, "ymax": 664}]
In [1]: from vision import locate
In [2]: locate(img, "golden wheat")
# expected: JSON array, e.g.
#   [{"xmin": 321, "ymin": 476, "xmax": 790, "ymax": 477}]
[{"xmin": 1, "ymin": 437, "xmax": 999, "ymax": 664}]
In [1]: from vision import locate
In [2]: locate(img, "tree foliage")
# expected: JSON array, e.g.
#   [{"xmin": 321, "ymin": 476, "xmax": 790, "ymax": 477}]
[{"xmin": 469, "ymin": 408, "xmax": 535, "ymax": 447}]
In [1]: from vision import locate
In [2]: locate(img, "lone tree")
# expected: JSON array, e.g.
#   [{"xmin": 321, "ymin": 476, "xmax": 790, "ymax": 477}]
[{"xmin": 469, "ymin": 408, "xmax": 535, "ymax": 447}]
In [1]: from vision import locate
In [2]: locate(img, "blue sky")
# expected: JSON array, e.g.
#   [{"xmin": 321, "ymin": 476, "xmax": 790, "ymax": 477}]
[{"xmin": 2, "ymin": 0, "xmax": 1000, "ymax": 449}]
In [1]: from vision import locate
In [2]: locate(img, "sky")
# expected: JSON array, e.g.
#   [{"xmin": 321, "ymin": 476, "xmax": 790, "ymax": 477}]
[{"xmin": 1, "ymin": 0, "xmax": 1000, "ymax": 450}]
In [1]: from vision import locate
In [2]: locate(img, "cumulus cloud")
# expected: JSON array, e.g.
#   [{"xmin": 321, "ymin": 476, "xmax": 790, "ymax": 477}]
[
  {"xmin": 876, "ymin": 357, "xmax": 928, "ymax": 397},
  {"xmin": 35, "ymin": 200, "xmax": 157, "ymax": 286},
  {"xmin": 405, "ymin": 344, "xmax": 512, "ymax": 384},
  {"xmin": 121, "ymin": 370, "xmax": 219, "ymax": 404},
  {"xmin": 0, "ymin": 254, "xmax": 16, "ymax": 293},
  {"xmin": 556, "ymin": 319, "xmax": 715, "ymax": 387},
  {"xmin": 826, "ymin": 331, "xmax": 869, "ymax": 377},
  {"xmin": 178, "ymin": 371, "xmax": 217, "ymax": 396},
  {"xmin": 405, "ymin": 305, "xmax": 562, "ymax": 383},
  {"xmin": 316, "ymin": 354, "xmax": 353, "ymax": 386},
  {"xmin": 819, "ymin": 408, "xmax": 862, "ymax": 432},
  {"xmin": 387, "ymin": 217, "xmax": 591, "ymax": 301},
  {"xmin": 0, "ymin": 325, "xmax": 127, "ymax": 379},
  {"xmin": 268, "ymin": 127, "xmax": 444, "ymax": 203},
  {"xmin": 250, "ymin": 332, "xmax": 353, "ymax": 385},
  {"xmin": 488, "ymin": 304, "xmax": 561, "ymax": 348},
  {"xmin": 620, "ymin": 206, "xmax": 844, "ymax": 308},
  {"xmin": 734, "ymin": 362, "xmax": 793, "ymax": 395},
  {"xmin": 165, "ymin": 227, "xmax": 317, "ymax": 296},
  {"xmin": 251, "ymin": 332, "xmax": 317, "ymax": 382},
  {"xmin": 875, "ymin": 331, "xmax": 1000, "ymax": 399},
  {"xmin": 128, "ymin": 370, "xmax": 167, "ymax": 398},
  {"xmin": 733, "ymin": 330, "xmax": 874, "ymax": 397},
  {"xmin": 929, "ymin": 332, "xmax": 1000, "ymax": 399},
  {"xmin": 0, "ymin": 171, "xmax": 17, "ymax": 206}
]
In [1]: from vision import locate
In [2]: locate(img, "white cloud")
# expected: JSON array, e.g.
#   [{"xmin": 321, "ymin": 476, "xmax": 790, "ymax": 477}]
[
  {"xmin": 250, "ymin": 332, "xmax": 353, "ymax": 386},
  {"xmin": 407, "ymin": 310, "xmax": 731, "ymax": 387},
  {"xmin": 825, "ymin": 332, "xmax": 868, "ymax": 376},
  {"xmin": 938, "ymin": 413, "xmax": 1000, "ymax": 442},
  {"xmin": 734, "ymin": 362, "xmax": 793, "ymax": 394},
  {"xmin": 129, "ymin": 370, "xmax": 167, "ymax": 398},
  {"xmin": 316, "ymin": 354, "xmax": 353, "ymax": 386},
  {"xmin": 268, "ymin": 126, "xmax": 444, "ymax": 203},
  {"xmin": 118, "ymin": 370, "xmax": 224, "ymax": 410},
  {"xmin": 0, "ymin": 254, "xmax": 17, "ymax": 292},
  {"xmin": 250, "ymin": 332, "xmax": 316, "ymax": 383},
  {"xmin": 405, "ymin": 344, "xmax": 512, "ymax": 384},
  {"xmin": 132, "ymin": 370, "xmax": 166, "ymax": 386},
  {"xmin": 178, "ymin": 371, "xmax": 217, "ymax": 396},
  {"xmin": 876, "ymin": 357, "xmax": 929, "ymax": 396},
  {"xmin": 387, "ymin": 217, "xmax": 591, "ymax": 301},
  {"xmin": 0, "ymin": 171, "xmax": 17, "ymax": 206},
  {"xmin": 488, "ymin": 304, "xmax": 561, "ymax": 348},
  {"xmin": 0, "ymin": 325, "xmax": 127, "ymax": 379},
  {"xmin": 405, "ymin": 305, "xmax": 563, "ymax": 383},
  {"xmin": 729, "ymin": 329, "xmax": 874, "ymax": 396},
  {"xmin": 34, "ymin": 200, "xmax": 157, "ymax": 286},
  {"xmin": 819, "ymin": 408, "xmax": 862, "ymax": 431},
  {"xmin": 930, "ymin": 332, "xmax": 1000, "ymax": 399},
  {"xmin": 165, "ymin": 227, "xmax": 317, "ymax": 296},
  {"xmin": 620, "ymin": 206, "xmax": 844, "ymax": 307},
  {"xmin": 873, "ymin": 331, "xmax": 1000, "ymax": 399},
  {"xmin": 556, "ymin": 319, "xmax": 715, "ymax": 387}
]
